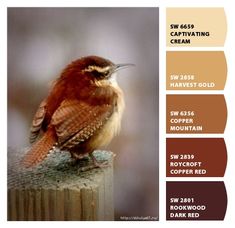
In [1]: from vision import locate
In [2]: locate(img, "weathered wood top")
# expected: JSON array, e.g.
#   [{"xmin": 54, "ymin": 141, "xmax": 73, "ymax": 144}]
[
  {"xmin": 8, "ymin": 148, "xmax": 113, "ymax": 189},
  {"xmin": 8, "ymin": 148, "xmax": 114, "ymax": 221}
]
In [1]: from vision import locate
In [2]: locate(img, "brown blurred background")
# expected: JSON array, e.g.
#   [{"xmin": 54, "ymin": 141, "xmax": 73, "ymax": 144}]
[{"xmin": 8, "ymin": 8, "xmax": 159, "ymax": 220}]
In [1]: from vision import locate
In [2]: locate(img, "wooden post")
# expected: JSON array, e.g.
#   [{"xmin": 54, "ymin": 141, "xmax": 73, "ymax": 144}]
[{"xmin": 8, "ymin": 148, "xmax": 114, "ymax": 221}]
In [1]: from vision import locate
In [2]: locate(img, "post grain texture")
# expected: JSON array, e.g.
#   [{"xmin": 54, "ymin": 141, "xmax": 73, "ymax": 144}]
[{"xmin": 8, "ymin": 148, "xmax": 114, "ymax": 221}]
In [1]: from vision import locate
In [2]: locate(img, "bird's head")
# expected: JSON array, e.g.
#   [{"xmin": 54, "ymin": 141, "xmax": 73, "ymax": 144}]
[{"xmin": 61, "ymin": 55, "xmax": 134, "ymax": 86}]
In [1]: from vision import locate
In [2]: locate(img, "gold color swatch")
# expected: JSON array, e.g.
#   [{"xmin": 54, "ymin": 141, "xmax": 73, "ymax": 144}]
[
  {"xmin": 166, "ymin": 51, "xmax": 227, "ymax": 90},
  {"xmin": 166, "ymin": 8, "xmax": 227, "ymax": 47}
]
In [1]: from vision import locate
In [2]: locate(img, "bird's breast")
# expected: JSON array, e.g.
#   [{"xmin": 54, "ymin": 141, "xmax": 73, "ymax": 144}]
[{"xmin": 91, "ymin": 84, "xmax": 125, "ymax": 149}]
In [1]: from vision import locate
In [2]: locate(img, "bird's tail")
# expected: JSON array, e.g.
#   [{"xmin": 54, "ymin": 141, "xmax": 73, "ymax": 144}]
[{"xmin": 21, "ymin": 128, "xmax": 56, "ymax": 168}]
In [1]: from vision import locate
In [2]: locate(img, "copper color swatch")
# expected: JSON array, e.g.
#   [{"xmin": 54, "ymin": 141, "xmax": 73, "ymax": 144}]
[
  {"xmin": 166, "ymin": 95, "xmax": 227, "ymax": 134},
  {"xmin": 167, "ymin": 8, "xmax": 227, "ymax": 47},
  {"xmin": 166, "ymin": 138, "xmax": 227, "ymax": 177},
  {"xmin": 166, "ymin": 182, "xmax": 227, "ymax": 220},
  {"xmin": 166, "ymin": 51, "xmax": 227, "ymax": 90}
]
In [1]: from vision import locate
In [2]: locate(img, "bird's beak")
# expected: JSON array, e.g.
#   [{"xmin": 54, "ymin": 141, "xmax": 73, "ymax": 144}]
[{"xmin": 113, "ymin": 63, "xmax": 135, "ymax": 72}]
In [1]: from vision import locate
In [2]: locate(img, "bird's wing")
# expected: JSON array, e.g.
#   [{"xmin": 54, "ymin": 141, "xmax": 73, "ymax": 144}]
[
  {"xmin": 29, "ymin": 99, "xmax": 47, "ymax": 143},
  {"xmin": 51, "ymin": 99, "xmax": 113, "ymax": 148}
]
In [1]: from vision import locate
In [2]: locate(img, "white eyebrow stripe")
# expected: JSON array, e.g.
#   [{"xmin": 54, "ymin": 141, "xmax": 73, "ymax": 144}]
[{"xmin": 83, "ymin": 65, "xmax": 111, "ymax": 73}]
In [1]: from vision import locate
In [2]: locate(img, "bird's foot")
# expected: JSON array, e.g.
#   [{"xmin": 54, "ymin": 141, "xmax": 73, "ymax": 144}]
[{"xmin": 77, "ymin": 153, "xmax": 110, "ymax": 172}]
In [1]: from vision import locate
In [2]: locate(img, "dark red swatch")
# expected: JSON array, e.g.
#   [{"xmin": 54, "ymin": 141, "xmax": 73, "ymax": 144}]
[{"xmin": 166, "ymin": 181, "xmax": 227, "ymax": 220}]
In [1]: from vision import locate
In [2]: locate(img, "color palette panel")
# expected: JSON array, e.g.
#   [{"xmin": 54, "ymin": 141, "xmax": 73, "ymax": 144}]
[{"xmin": 166, "ymin": 7, "xmax": 228, "ymax": 222}]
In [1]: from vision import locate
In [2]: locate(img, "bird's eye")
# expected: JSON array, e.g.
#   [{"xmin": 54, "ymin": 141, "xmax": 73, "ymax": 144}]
[{"xmin": 103, "ymin": 70, "xmax": 109, "ymax": 77}]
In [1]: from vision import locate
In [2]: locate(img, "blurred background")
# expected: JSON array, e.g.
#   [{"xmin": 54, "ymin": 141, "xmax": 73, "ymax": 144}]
[{"xmin": 8, "ymin": 8, "xmax": 159, "ymax": 220}]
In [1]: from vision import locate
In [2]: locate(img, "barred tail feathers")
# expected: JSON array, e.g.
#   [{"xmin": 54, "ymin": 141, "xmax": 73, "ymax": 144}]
[{"xmin": 21, "ymin": 129, "xmax": 56, "ymax": 168}]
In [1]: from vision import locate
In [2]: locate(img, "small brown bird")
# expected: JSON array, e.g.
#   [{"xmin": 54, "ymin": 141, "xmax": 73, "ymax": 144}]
[{"xmin": 21, "ymin": 56, "xmax": 134, "ymax": 168}]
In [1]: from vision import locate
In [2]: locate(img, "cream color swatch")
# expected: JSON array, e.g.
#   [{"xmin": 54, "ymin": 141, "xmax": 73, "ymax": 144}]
[{"xmin": 166, "ymin": 8, "xmax": 227, "ymax": 47}]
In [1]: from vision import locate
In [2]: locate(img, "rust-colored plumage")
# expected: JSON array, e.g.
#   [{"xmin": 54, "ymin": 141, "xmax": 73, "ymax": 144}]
[{"xmin": 22, "ymin": 56, "xmax": 133, "ymax": 168}]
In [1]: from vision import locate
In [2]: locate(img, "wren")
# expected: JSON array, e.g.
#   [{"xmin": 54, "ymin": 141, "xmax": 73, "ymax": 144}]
[{"xmin": 21, "ymin": 55, "xmax": 134, "ymax": 168}]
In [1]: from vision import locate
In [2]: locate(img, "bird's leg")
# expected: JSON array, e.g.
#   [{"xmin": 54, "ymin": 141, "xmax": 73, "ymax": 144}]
[
  {"xmin": 90, "ymin": 153, "xmax": 109, "ymax": 168},
  {"xmin": 69, "ymin": 151, "xmax": 89, "ymax": 167},
  {"xmin": 77, "ymin": 152, "xmax": 110, "ymax": 172}
]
